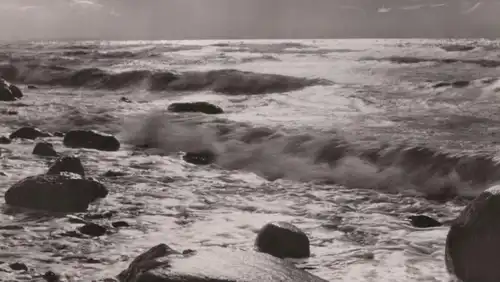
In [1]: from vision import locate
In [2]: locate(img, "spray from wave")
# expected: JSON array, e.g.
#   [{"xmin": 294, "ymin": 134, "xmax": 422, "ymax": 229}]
[{"xmin": 122, "ymin": 111, "xmax": 500, "ymax": 202}]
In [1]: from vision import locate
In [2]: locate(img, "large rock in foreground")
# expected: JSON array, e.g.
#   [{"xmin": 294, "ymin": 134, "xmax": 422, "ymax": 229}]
[
  {"xmin": 255, "ymin": 222, "xmax": 311, "ymax": 259},
  {"xmin": 5, "ymin": 173, "xmax": 108, "ymax": 212},
  {"xmin": 445, "ymin": 185, "xmax": 500, "ymax": 282},
  {"xmin": 63, "ymin": 130, "xmax": 120, "ymax": 151},
  {"xmin": 118, "ymin": 244, "xmax": 327, "ymax": 282}
]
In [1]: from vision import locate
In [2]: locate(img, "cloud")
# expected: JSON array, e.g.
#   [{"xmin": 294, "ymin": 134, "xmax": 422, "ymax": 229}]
[{"xmin": 70, "ymin": 0, "xmax": 103, "ymax": 9}]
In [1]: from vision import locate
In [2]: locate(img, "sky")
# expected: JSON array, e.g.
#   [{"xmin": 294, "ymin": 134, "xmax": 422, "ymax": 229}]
[{"xmin": 0, "ymin": 0, "xmax": 499, "ymax": 40}]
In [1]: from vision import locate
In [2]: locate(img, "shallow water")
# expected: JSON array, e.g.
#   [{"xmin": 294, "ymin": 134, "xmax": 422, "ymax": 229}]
[{"xmin": 1, "ymin": 38, "xmax": 500, "ymax": 281}]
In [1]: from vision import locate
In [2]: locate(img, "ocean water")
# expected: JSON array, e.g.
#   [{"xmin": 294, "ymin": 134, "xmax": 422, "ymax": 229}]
[{"xmin": 1, "ymin": 38, "xmax": 500, "ymax": 281}]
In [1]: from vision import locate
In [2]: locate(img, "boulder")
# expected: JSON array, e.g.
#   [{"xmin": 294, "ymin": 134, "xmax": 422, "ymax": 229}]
[
  {"xmin": 63, "ymin": 130, "xmax": 120, "ymax": 151},
  {"xmin": 10, "ymin": 127, "xmax": 52, "ymax": 140},
  {"xmin": 183, "ymin": 150, "xmax": 216, "ymax": 165},
  {"xmin": 168, "ymin": 101, "xmax": 224, "ymax": 114},
  {"xmin": 255, "ymin": 222, "xmax": 310, "ymax": 259},
  {"xmin": 445, "ymin": 185, "xmax": 500, "ymax": 282},
  {"xmin": 0, "ymin": 79, "xmax": 22, "ymax": 101},
  {"xmin": 33, "ymin": 142, "xmax": 59, "ymax": 157},
  {"xmin": 117, "ymin": 244, "xmax": 327, "ymax": 282},
  {"xmin": 408, "ymin": 215, "xmax": 442, "ymax": 228},
  {"xmin": 47, "ymin": 155, "xmax": 85, "ymax": 177},
  {"xmin": 4, "ymin": 173, "xmax": 108, "ymax": 212}
]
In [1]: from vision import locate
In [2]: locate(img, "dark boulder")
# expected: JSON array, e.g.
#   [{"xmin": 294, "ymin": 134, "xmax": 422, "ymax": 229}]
[
  {"xmin": 117, "ymin": 244, "xmax": 327, "ymax": 282},
  {"xmin": 4, "ymin": 173, "xmax": 108, "ymax": 212},
  {"xmin": 408, "ymin": 215, "xmax": 442, "ymax": 228},
  {"xmin": 255, "ymin": 222, "xmax": 311, "ymax": 259},
  {"xmin": 445, "ymin": 185, "xmax": 500, "ymax": 282},
  {"xmin": 63, "ymin": 130, "xmax": 120, "ymax": 151},
  {"xmin": 451, "ymin": 80, "xmax": 470, "ymax": 88},
  {"xmin": 78, "ymin": 223, "xmax": 108, "ymax": 237},
  {"xmin": 27, "ymin": 85, "xmax": 38, "ymax": 90},
  {"xmin": 183, "ymin": 150, "xmax": 216, "ymax": 165},
  {"xmin": 10, "ymin": 127, "xmax": 52, "ymax": 140},
  {"xmin": 119, "ymin": 97, "xmax": 132, "ymax": 103},
  {"xmin": 0, "ymin": 136, "xmax": 11, "ymax": 144},
  {"xmin": 168, "ymin": 101, "xmax": 224, "ymax": 114},
  {"xmin": 47, "ymin": 155, "xmax": 85, "ymax": 177},
  {"xmin": 0, "ymin": 79, "xmax": 22, "ymax": 101},
  {"xmin": 9, "ymin": 262, "xmax": 28, "ymax": 271},
  {"xmin": 33, "ymin": 142, "xmax": 59, "ymax": 157}
]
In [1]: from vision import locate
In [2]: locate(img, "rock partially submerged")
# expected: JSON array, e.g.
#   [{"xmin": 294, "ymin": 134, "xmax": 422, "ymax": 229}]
[
  {"xmin": 63, "ymin": 130, "xmax": 120, "ymax": 151},
  {"xmin": 118, "ymin": 244, "xmax": 327, "ymax": 282},
  {"xmin": 168, "ymin": 101, "xmax": 224, "ymax": 114},
  {"xmin": 10, "ymin": 127, "xmax": 52, "ymax": 140},
  {"xmin": 255, "ymin": 222, "xmax": 311, "ymax": 259},
  {"xmin": 4, "ymin": 173, "xmax": 108, "ymax": 212},
  {"xmin": 47, "ymin": 155, "xmax": 86, "ymax": 177},
  {"xmin": 183, "ymin": 150, "xmax": 216, "ymax": 165},
  {"xmin": 445, "ymin": 185, "xmax": 500, "ymax": 281},
  {"xmin": 32, "ymin": 142, "xmax": 59, "ymax": 157},
  {"xmin": 0, "ymin": 79, "xmax": 23, "ymax": 101}
]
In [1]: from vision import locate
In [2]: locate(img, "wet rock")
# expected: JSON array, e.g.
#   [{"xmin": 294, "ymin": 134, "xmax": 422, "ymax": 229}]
[
  {"xmin": 47, "ymin": 155, "xmax": 85, "ymax": 177},
  {"xmin": 0, "ymin": 109, "xmax": 18, "ymax": 115},
  {"xmin": 451, "ymin": 80, "xmax": 470, "ymax": 88},
  {"xmin": 118, "ymin": 243, "xmax": 327, "ymax": 282},
  {"xmin": 42, "ymin": 271, "xmax": 61, "ymax": 282},
  {"xmin": 0, "ymin": 79, "xmax": 22, "ymax": 101},
  {"xmin": 255, "ymin": 221, "xmax": 310, "ymax": 259},
  {"xmin": 53, "ymin": 131, "xmax": 65, "ymax": 137},
  {"xmin": 63, "ymin": 130, "xmax": 120, "ymax": 151},
  {"xmin": 0, "ymin": 172, "xmax": 7, "ymax": 177},
  {"xmin": 27, "ymin": 85, "xmax": 38, "ymax": 90},
  {"xmin": 112, "ymin": 221, "xmax": 130, "ymax": 228},
  {"xmin": 168, "ymin": 101, "xmax": 224, "ymax": 115},
  {"xmin": 445, "ymin": 185, "xmax": 500, "ymax": 282},
  {"xmin": 408, "ymin": 215, "xmax": 442, "ymax": 228},
  {"xmin": 78, "ymin": 223, "xmax": 107, "ymax": 237},
  {"xmin": 432, "ymin": 82, "xmax": 451, "ymax": 88},
  {"xmin": 119, "ymin": 97, "xmax": 132, "ymax": 103},
  {"xmin": 0, "ymin": 136, "xmax": 11, "ymax": 144},
  {"xmin": 9, "ymin": 262, "xmax": 28, "ymax": 271},
  {"xmin": 103, "ymin": 170, "xmax": 127, "ymax": 177},
  {"xmin": 5, "ymin": 173, "xmax": 108, "ymax": 212},
  {"xmin": 33, "ymin": 142, "xmax": 58, "ymax": 157},
  {"xmin": 183, "ymin": 150, "xmax": 216, "ymax": 165},
  {"xmin": 10, "ymin": 127, "xmax": 52, "ymax": 140}
]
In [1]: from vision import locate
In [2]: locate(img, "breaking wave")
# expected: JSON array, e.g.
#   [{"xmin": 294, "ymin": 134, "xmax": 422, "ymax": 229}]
[
  {"xmin": 123, "ymin": 111, "xmax": 500, "ymax": 203},
  {"xmin": 362, "ymin": 56, "xmax": 500, "ymax": 68},
  {"xmin": 0, "ymin": 63, "xmax": 330, "ymax": 94}
]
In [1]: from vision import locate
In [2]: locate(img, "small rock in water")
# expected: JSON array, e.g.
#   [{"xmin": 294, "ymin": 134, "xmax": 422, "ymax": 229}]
[
  {"xmin": 78, "ymin": 223, "xmax": 108, "ymax": 237},
  {"xmin": 63, "ymin": 130, "xmax": 120, "ymax": 151},
  {"xmin": 84, "ymin": 210, "xmax": 117, "ymax": 219},
  {"xmin": 103, "ymin": 170, "xmax": 127, "ymax": 177},
  {"xmin": 33, "ymin": 142, "xmax": 59, "ymax": 157},
  {"xmin": 408, "ymin": 215, "xmax": 442, "ymax": 228},
  {"xmin": 451, "ymin": 80, "xmax": 470, "ymax": 88},
  {"xmin": 47, "ymin": 155, "xmax": 85, "ymax": 177},
  {"xmin": 112, "ymin": 221, "xmax": 130, "ymax": 228},
  {"xmin": 433, "ymin": 82, "xmax": 452, "ymax": 88},
  {"xmin": 10, "ymin": 127, "xmax": 52, "ymax": 140},
  {"xmin": 9, "ymin": 262, "xmax": 28, "ymax": 271},
  {"xmin": 27, "ymin": 85, "xmax": 38, "ymax": 90},
  {"xmin": 255, "ymin": 221, "xmax": 311, "ymax": 259},
  {"xmin": 42, "ymin": 271, "xmax": 60, "ymax": 282},
  {"xmin": 168, "ymin": 101, "xmax": 224, "ymax": 114},
  {"xmin": 183, "ymin": 150, "xmax": 216, "ymax": 165},
  {"xmin": 53, "ymin": 131, "xmax": 65, "ymax": 137},
  {"xmin": 0, "ymin": 136, "xmax": 11, "ymax": 144},
  {"xmin": 0, "ymin": 172, "xmax": 7, "ymax": 177},
  {"xmin": 119, "ymin": 97, "xmax": 132, "ymax": 103}
]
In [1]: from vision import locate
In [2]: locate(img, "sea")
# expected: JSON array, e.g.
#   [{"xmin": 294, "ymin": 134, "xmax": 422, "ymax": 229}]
[{"xmin": 1, "ymin": 38, "xmax": 500, "ymax": 281}]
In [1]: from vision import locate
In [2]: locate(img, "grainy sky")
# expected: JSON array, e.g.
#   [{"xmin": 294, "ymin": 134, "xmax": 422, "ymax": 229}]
[{"xmin": 0, "ymin": 0, "xmax": 498, "ymax": 40}]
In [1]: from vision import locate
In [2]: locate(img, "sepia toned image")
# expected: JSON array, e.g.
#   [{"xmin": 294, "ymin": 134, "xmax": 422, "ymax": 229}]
[{"xmin": 0, "ymin": 1, "xmax": 499, "ymax": 281}]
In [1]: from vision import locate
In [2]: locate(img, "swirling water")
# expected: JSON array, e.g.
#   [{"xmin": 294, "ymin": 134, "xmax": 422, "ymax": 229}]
[{"xmin": 1, "ymin": 38, "xmax": 500, "ymax": 281}]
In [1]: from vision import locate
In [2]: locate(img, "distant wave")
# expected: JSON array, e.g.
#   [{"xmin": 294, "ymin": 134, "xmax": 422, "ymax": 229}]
[
  {"xmin": 362, "ymin": 56, "xmax": 500, "ymax": 68},
  {"xmin": 123, "ymin": 112, "xmax": 499, "ymax": 202},
  {"xmin": 0, "ymin": 64, "xmax": 330, "ymax": 94}
]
